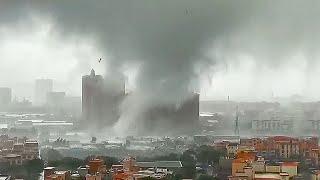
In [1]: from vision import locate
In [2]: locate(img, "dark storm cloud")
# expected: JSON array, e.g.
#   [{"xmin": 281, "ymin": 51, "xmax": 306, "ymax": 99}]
[
  {"xmin": 2, "ymin": 1, "xmax": 320, "ymax": 92},
  {"xmin": 34, "ymin": 2, "xmax": 256, "ymax": 94},
  {"xmin": 3, "ymin": 0, "xmax": 320, "ymax": 134},
  {"xmin": 26, "ymin": 0, "xmax": 261, "ymax": 102}
]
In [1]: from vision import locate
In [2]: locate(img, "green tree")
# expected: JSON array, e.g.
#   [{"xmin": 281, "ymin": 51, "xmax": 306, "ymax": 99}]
[
  {"xmin": 137, "ymin": 153, "xmax": 180, "ymax": 162},
  {"xmin": 48, "ymin": 157, "xmax": 84, "ymax": 170},
  {"xmin": 197, "ymin": 145, "xmax": 225, "ymax": 165},
  {"xmin": 167, "ymin": 173, "xmax": 183, "ymax": 180},
  {"xmin": 24, "ymin": 159, "xmax": 44, "ymax": 174},
  {"xmin": 140, "ymin": 177, "xmax": 157, "ymax": 180},
  {"xmin": 180, "ymin": 149, "xmax": 196, "ymax": 178},
  {"xmin": 197, "ymin": 174, "xmax": 217, "ymax": 180},
  {"xmin": 0, "ymin": 159, "xmax": 44, "ymax": 180},
  {"xmin": 41, "ymin": 148, "xmax": 63, "ymax": 161}
]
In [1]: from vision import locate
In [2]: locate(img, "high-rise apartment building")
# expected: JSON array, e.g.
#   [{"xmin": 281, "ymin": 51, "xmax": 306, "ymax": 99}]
[
  {"xmin": 82, "ymin": 69, "xmax": 125, "ymax": 128},
  {"xmin": 34, "ymin": 79, "xmax": 53, "ymax": 106}
]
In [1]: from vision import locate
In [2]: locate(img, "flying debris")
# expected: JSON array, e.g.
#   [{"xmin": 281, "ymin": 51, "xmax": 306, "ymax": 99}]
[{"xmin": 98, "ymin": 58, "xmax": 102, "ymax": 63}]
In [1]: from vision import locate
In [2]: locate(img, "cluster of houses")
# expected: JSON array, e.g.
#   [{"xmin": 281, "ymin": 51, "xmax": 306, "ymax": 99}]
[{"xmin": 0, "ymin": 135, "xmax": 39, "ymax": 166}]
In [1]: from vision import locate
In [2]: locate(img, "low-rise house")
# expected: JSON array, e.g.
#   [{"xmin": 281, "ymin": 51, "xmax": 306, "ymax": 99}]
[
  {"xmin": 229, "ymin": 148, "xmax": 298, "ymax": 180},
  {"xmin": 312, "ymin": 170, "xmax": 320, "ymax": 180},
  {"xmin": 3, "ymin": 154, "xmax": 22, "ymax": 165}
]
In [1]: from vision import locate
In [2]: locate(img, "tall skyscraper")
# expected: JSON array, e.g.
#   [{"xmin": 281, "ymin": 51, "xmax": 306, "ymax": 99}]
[
  {"xmin": 82, "ymin": 69, "xmax": 125, "ymax": 128},
  {"xmin": 0, "ymin": 87, "xmax": 12, "ymax": 106},
  {"xmin": 34, "ymin": 79, "xmax": 53, "ymax": 106}
]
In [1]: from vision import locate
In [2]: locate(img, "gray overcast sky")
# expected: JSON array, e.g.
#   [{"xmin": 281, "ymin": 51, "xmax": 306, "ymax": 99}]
[{"xmin": 1, "ymin": 0, "xmax": 320, "ymax": 101}]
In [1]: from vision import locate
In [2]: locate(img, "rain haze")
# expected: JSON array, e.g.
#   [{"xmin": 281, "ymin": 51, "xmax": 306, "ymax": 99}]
[
  {"xmin": 1, "ymin": 0, "xmax": 320, "ymax": 135},
  {"xmin": 1, "ymin": 0, "xmax": 320, "ymax": 101}
]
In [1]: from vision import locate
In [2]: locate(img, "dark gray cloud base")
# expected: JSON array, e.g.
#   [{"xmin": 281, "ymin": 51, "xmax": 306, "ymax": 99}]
[
  {"xmin": 2, "ymin": 0, "xmax": 320, "ymax": 134},
  {"xmin": 0, "ymin": 0, "xmax": 262, "ymax": 101},
  {"xmin": 2, "ymin": 1, "xmax": 320, "ymax": 83}
]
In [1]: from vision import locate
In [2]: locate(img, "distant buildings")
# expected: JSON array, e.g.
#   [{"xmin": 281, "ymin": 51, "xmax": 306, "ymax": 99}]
[
  {"xmin": 64, "ymin": 96, "xmax": 82, "ymax": 117},
  {"xmin": 46, "ymin": 91, "xmax": 66, "ymax": 108},
  {"xmin": 251, "ymin": 119, "xmax": 293, "ymax": 134},
  {"xmin": 44, "ymin": 157, "xmax": 182, "ymax": 180},
  {"xmin": 44, "ymin": 158, "xmax": 107, "ymax": 180},
  {"xmin": 0, "ymin": 87, "xmax": 12, "ymax": 106},
  {"xmin": 229, "ymin": 150, "xmax": 297, "ymax": 180},
  {"xmin": 250, "ymin": 110, "xmax": 295, "ymax": 134},
  {"xmin": 0, "ymin": 135, "xmax": 39, "ymax": 166},
  {"xmin": 239, "ymin": 136, "xmax": 318, "ymax": 160},
  {"xmin": 46, "ymin": 92, "xmax": 82, "ymax": 117},
  {"xmin": 200, "ymin": 101, "xmax": 280, "ymax": 115},
  {"xmin": 215, "ymin": 135, "xmax": 320, "ymax": 179},
  {"xmin": 14, "ymin": 119, "xmax": 73, "ymax": 137},
  {"xmin": 82, "ymin": 69, "xmax": 125, "ymax": 128},
  {"xmin": 112, "ymin": 157, "xmax": 182, "ymax": 180},
  {"xmin": 43, "ymin": 167, "xmax": 71, "ymax": 180},
  {"xmin": 34, "ymin": 79, "xmax": 53, "ymax": 106}
]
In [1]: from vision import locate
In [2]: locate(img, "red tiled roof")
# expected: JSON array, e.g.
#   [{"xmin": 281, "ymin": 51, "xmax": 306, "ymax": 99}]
[
  {"xmin": 271, "ymin": 136, "xmax": 296, "ymax": 142},
  {"xmin": 280, "ymin": 162, "xmax": 298, "ymax": 167}
]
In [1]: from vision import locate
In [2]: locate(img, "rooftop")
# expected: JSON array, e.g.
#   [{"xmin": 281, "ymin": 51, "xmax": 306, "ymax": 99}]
[
  {"xmin": 270, "ymin": 136, "xmax": 298, "ymax": 142},
  {"xmin": 55, "ymin": 171, "xmax": 69, "ymax": 175},
  {"xmin": 44, "ymin": 167, "xmax": 55, "ymax": 170},
  {"xmin": 254, "ymin": 173, "xmax": 281, "ymax": 179},
  {"xmin": 280, "ymin": 162, "xmax": 298, "ymax": 167},
  {"xmin": 0, "ymin": 176, "xmax": 10, "ymax": 180},
  {"xmin": 4, "ymin": 154, "xmax": 21, "ymax": 158},
  {"xmin": 312, "ymin": 170, "xmax": 320, "ymax": 175},
  {"xmin": 279, "ymin": 172, "xmax": 289, "ymax": 176}
]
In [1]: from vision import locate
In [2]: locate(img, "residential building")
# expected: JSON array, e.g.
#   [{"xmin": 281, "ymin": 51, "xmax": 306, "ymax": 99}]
[
  {"xmin": 46, "ymin": 91, "xmax": 66, "ymax": 107},
  {"xmin": 0, "ymin": 87, "xmax": 11, "ymax": 106},
  {"xmin": 226, "ymin": 143, "xmax": 239, "ymax": 158},
  {"xmin": 82, "ymin": 69, "xmax": 125, "ymax": 128},
  {"xmin": 312, "ymin": 170, "xmax": 320, "ymax": 180},
  {"xmin": 239, "ymin": 136, "xmax": 318, "ymax": 159},
  {"xmin": 46, "ymin": 171, "xmax": 71, "ymax": 180},
  {"xmin": 34, "ymin": 79, "xmax": 53, "ymax": 106},
  {"xmin": 0, "ymin": 136, "xmax": 39, "ymax": 165},
  {"xmin": 3, "ymin": 154, "xmax": 22, "ymax": 166},
  {"xmin": 229, "ymin": 149, "xmax": 297, "ymax": 180},
  {"xmin": 112, "ymin": 157, "xmax": 182, "ymax": 180}
]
